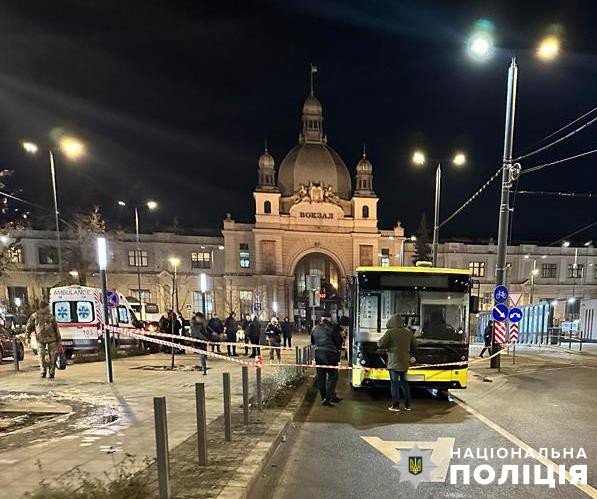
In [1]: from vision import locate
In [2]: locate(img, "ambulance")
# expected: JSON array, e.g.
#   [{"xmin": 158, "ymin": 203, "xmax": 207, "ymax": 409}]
[{"xmin": 43, "ymin": 285, "xmax": 142, "ymax": 358}]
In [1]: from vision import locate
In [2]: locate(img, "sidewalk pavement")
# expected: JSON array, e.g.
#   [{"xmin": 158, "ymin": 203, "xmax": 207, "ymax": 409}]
[{"xmin": 0, "ymin": 335, "xmax": 310, "ymax": 498}]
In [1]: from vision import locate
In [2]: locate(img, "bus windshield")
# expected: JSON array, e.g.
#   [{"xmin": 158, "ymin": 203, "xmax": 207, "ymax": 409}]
[{"xmin": 357, "ymin": 289, "xmax": 467, "ymax": 343}]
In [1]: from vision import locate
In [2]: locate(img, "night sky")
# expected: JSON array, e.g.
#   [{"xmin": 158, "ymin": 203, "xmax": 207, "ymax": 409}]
[{"xmin": 0, "ymin": 0, "xmax": 596, "ymax": 242}]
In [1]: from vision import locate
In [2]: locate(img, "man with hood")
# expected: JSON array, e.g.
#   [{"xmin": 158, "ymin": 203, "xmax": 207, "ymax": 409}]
[
  {"xmin": 378, "ymin": 314, "xmax": 416, "ymax": 412},
  {"xmin": 26, "ymin": 301, "xmax": 61, "ymax": 379}
]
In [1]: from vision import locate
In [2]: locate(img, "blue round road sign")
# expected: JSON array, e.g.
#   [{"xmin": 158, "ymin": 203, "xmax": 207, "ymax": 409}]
[
  {"xmin": 492, "ymin": 303, "xmax": 509, "ymax": 322},
  {"xmin": 493, "ymin": 285, "xmax": 509, "ymax": 304},
  {"xmin": 508, "ymin": 307, "xmax": 523, "ymax": 323},
  {"xmin": 106, "ymin": 290, "xmax": 119, "ymax": 308}
]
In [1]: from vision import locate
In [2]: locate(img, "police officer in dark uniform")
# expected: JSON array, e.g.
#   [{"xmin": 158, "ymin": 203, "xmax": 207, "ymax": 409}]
[{"xmin": 310, "ymin": 312, "xmax": 344, "ymax": 406}]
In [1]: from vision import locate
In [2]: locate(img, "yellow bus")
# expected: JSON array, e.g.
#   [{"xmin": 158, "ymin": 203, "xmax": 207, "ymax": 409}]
[{"xmin": 349, "ymin": 265, "xmax": 474, "ymax": 390}]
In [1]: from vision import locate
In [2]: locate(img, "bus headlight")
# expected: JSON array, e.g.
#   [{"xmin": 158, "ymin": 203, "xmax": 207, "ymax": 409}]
[
  {"xmin": 461, "ymin": 355, "xmax": 466, "ymax": 361},
  {"xmin": 410, "ymin": 356, "xmax": 416, "ymax": 363},
  {"xmin": 360, "ymin": 359, "xmax": 366, "ymax": 365}
]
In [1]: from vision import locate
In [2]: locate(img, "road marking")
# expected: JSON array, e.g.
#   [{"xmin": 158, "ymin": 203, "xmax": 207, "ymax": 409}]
[
  {"xmin": 361, "ymin": 436, "xmax": 454, "ymax": 482},
  {"xmin": 454, "ymin": 398, "xmax": 597, "ymax": 497}
]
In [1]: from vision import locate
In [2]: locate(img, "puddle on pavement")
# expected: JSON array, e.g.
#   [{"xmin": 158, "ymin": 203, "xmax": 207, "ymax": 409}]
[{"xmin": 0, "ymin": 411, "xmax": 60, "ymax": 434}]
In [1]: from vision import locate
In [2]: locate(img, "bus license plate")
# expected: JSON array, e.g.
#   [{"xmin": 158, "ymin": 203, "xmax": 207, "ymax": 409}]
[{"xmin": 407, "ymin": 374, "xmax": 424, "ymax": 382}]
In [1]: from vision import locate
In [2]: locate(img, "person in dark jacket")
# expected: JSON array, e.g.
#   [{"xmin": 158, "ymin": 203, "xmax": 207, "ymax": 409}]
[
  {"xmin": 224, "ymin": 312, "xmax": 238, "ymax": 356},
  {"xmin": 265, "ymin": 317, "xmax": 282, "ymax": 361},
  {"xmin": 247, "ymin": 315, "xmax": 261, "ymax": 358},
  {"xmin": 311, "ymin": 312, "xmax": 344, "ymax": 406},
  {"xmin": 241, "ymin": 314, "xmax": 251, "ymax": 356},
  {"xmin": 480, "ymin": 320, "xmax": 493, "ymax": 358},
  {"xmin": 159, "ymin": 310, "xmax": 182, "ymax": 353},
  {"xmin": 208, "ymin": 314, "xmax": 224, "ymax": 353},
  {"xmin": 190, "ymin": 312, "xmax": 210, "ymax": 374},
  {"xmin": 378, "ymin": 315, "xmax": 416, "ymax": 412},
  {"xmin": 281, "ymin": 317, "xmax": 293, "ymax": 348}
]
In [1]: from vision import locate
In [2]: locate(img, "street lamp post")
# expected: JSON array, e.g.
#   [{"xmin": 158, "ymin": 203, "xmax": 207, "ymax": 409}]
[
  {"xmin": 412, "ymin": 151, "xmax": 466, "ymax": 266},
  {"xmin": 97, "ymin": 237, "xmax": 113, "ymax": 383},
  {"xmin": 118, "ymin": 200, "xmax": 158, "ymax": 321},
  {"xmin": 22, "ymin": 137, "xmax": 85, "ymax": 280},
  {"xmin": 200, "ymin": 272, "xmax": 207, "ymax": 316},
  {"xmin": 168, "ymin": 256, "xmax": 180, "ymax": 370},
  {"xmin": 492, "ymin": 58, "xmax": 518, "ymax": 369}
]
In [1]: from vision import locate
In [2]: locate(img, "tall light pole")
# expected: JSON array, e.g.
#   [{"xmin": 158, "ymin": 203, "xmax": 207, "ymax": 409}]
[
  {"xmin": 168, "ymin": 256, "xmax": 180, "ymax": 369},
  {"xmin": 200, "ymin": 272, "xmax": 207, "ymax": 316},
  {"xmin": 22, "ymin": 136, "xmax": 85, "ymax": 280},
  {"xmin": 492, "ymin": 58, "xmax": 518, "ymax": 369},
  {"xmin": 412, "ymin": 150, "xmax": 466, "ymax": 266},
  {"xmin": 117, "ymin": 200, "xmax": 158, "ymax": 320},
  {"xmin": 97, "ymin": 236, "xmax": 113, "ymax": 383}
]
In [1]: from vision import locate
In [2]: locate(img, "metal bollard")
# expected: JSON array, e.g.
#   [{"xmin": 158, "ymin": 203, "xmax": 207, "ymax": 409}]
[
  {"xmin": 256, "ymin": 367, "xmax": 263, "ymax": 411},
  {"xmin": 223, "ymin": 372, "xmax": 232, "ymax": 441},
  {"xmin": 153, "ymin": 397, "xmax": 171, "ymax": 499},
  {"xmin": 242, "ymin": 366, "xmax": 249, "ymax": 424},
  {"xmin": 512, "ymin": 343, "xmax": 516, "ymax": 365},
  {"xmin": 12, "ymin": 336, "xmax": 19, "ymax": 372},
  {"xmin": 303, "ymin": 346, "xmax": 308, "ymax": 374},
  {"xmin": 297, "ymin": 349, "xmax": 302, "ymax": 375},
  {"xmin": 195, "ymin": 383, "xmax": 208, "ymax": 465}
]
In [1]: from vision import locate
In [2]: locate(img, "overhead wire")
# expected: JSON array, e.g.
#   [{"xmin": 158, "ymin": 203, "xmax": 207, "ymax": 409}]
[
  {"xmin": 514, "ymin": 107, "xmax": 597, "ymax": 162},
  {"xmin": 0, "ymin": 190, "xmax": 75, "ymax": 229},
  {"xmin": 548, "ymin": 219, "xmax": 597, "ymax": 247},
  {"xmin": 515, "ymin": 106, "xmax": 597, "ymax": 157},
  {"xmin": 521, "ymin": 148, "xmax": 597, "ymax": 175},
  {"xmin": 438, "ymin": 166, "xmax": 503, "ymax": 229}
]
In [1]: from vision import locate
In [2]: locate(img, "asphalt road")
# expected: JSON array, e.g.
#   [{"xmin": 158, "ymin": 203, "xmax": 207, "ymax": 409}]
[{"xmin": 254, "ymin": 352, "xmax": 597, "ymax": 499}]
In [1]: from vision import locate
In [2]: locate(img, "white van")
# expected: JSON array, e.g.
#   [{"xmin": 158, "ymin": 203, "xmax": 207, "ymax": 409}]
[{"xmin": 44, "ymin": 285, "xmax": 142, "ymax": 358}]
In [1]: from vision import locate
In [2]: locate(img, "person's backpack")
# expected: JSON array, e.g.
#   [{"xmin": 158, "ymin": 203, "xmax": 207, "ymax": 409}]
[{"xmin": 36, "ymin": 312, "xmax": 58, "ymax": 344}]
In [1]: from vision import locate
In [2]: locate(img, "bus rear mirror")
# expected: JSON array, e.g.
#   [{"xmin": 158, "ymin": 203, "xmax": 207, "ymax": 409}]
[{"xmin": 469, "ymin": 296, "xmax": 480, "ymax": 314}]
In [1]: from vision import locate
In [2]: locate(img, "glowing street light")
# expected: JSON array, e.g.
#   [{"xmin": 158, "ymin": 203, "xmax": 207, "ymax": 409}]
[
  {"xmin": 59, "ymin": 136, "xmax": 85, "ymax": 160},
  {"xmin": 21, "ymin": 135, "xmax": 85, "ymax": 278},
  {"xmin": 412, "ymin": 149, "xmax": 468, "ymax": 265},
  {"xmin": 146, "ymin": 200, "xmax": 158, "ymax": 210},
  {"xmin": 412, "ymin": 150, "xmax": 426, "ymax": 166},
  {"xmin": 537, "ymin": 36, "xmax": 560, "ymax": 61},
  {"xmin": 117, "ymin": 200, "xmax": 126, "ymax": 207},
  {"xmin": 22, "ymin": 141, "xmax": 39, "ymax": 154},
  {"xmin": 562, "ymin": 241, "xmax": 570, "ymax": 248},
  {"xmin": 453, "ymin": 153, "xmax": 466, "ymax": 166},
  {"xmin": 467, "ymin": 32, "xmax": 494, "ymax": 61}
]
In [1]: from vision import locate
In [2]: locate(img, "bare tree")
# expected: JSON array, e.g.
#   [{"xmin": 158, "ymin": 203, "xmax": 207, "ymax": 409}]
[{"xmin": 63, "ymin": 206, "xmax": 106, "ymax": 285}]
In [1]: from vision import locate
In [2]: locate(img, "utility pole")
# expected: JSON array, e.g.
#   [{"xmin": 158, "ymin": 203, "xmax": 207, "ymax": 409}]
[
  {"xmin": 492, "ymin": 58, "xmax": 519, "ymax": 369},
  {"xmin": 134, "ymin": 207, "xmax": 143, "ymax": 320},
  {"xmin": 432, "ymin": 163, "xmax": 441, "ymax": 266}
]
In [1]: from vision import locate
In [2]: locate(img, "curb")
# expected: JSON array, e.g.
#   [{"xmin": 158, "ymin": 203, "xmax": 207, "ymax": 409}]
[{"xmin": 216, "ymin": 375, "xmax": 313, "ymax": 499}]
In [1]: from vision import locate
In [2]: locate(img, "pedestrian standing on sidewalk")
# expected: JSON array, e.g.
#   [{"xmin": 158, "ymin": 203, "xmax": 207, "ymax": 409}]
[
  {"xmin": 208, "ymin": 314, "xmax": 224, "ymax": 353},
  {"xmin": 281, "ymin": 317, "xmax": 293, "ymax": 348},
  {"xmin": 247, "ymin": 315, "xmax": 261, "ymax": 358},
  {"xmin": 378, "ymin": 314, "xmax": 416, "ymax": 412},
  {"xmin": 190, "ymin": 312, "xmax": 210, "ymax": 374},
  {"xmin": 241, "ymin": 314, "xmax": 251, "ymax": 356},
  {"xmin": 25, "ymin": 301, "xmax": 61, "ymax": 379},
  {"xmin": 311, "ymin": 312, "xmax": 343, "ymax": 407},
  {"xmin": 480, "ymin": 320, "xmax": 493, "ymax": 358},
  {"xmin": 265, "ymin": 317, "xmax": 282, "ymax": 362},
  {"xmin": 224, "ymin": 312, "xmax": 239, "ymax": 356}
]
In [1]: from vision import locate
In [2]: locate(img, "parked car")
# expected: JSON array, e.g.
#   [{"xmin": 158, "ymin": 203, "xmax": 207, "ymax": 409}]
[{"xmin": 0, "ymin": 325, "xmax": 25, "ymax": 363}]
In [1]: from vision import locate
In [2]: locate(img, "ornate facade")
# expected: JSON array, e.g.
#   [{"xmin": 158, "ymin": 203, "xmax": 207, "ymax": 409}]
[{"xmin": 222, "ymin": 80, "xmax": 406, "ymax": 323}]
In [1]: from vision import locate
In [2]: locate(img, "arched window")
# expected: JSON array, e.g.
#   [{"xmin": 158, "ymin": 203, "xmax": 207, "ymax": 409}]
[
  {"xmin": 362, "ymin": 205, "xmax": 369, "ymax": 218},
  {"xmin": 264, "ymin": 200, "xmax": 272, "ymax": 214}
]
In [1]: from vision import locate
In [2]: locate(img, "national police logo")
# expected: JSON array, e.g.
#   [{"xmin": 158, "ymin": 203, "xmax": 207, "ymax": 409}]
[
  {"xmin": 394, "ymin": 443, "xmax": 437, "ymax": 488},
  {"xmin": 409, "ymin": 456, "xmax": 423, "ymax": 476}
]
